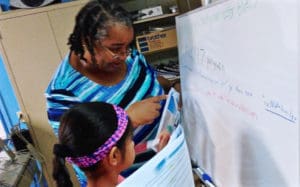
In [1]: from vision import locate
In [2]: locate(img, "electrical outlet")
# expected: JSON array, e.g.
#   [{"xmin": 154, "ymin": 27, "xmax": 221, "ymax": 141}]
[
  {"xmin": 16, "ymin": 111, "xmax": 26, "ymax": 122},
  {"xmin": 16, "ymin": 111, "xmax": 23, "ymax": 119}
]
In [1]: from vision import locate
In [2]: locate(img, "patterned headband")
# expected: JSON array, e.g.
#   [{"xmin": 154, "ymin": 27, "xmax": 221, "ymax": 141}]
[{"xmin": 66, "ymin": 105, "xmax": 128, "ymax": 168}]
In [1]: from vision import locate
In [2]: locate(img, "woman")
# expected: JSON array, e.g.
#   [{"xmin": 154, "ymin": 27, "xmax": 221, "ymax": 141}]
[{"xmin": 45, "ymin": 0, "xmax": 177, "ymax": 185}]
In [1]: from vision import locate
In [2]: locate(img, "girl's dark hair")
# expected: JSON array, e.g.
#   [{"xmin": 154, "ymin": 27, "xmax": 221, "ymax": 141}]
[
  {"xmin": 68, "ymin": 0, "xmax": 133, "ymax": 64},
  {"xmin": 52, "ymin": 102, "xmax": 132, "ymax": 187}
]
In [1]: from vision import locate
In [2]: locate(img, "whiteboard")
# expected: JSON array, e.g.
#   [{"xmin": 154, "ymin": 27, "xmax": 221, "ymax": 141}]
[{"xmin": 176, "ymin": 0, "xmax": 299, "ymax": 186}]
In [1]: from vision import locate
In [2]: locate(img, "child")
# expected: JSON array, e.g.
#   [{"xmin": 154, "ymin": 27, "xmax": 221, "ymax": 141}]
[
  {"xmin": 52, "ymin": 102, "xmax": 170, "ymax": 187},
  {"xmin": 52, "ymin": 102, "xmax": 134, "ymax": 187}
]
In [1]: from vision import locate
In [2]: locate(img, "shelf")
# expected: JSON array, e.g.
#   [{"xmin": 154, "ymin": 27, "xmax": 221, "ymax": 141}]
[
  {"xmin": 133, "ymin": 12, "xmax": 179, "ymax": 24},
  {"xmin": 142, "ymin": 46, "xmax": 177, "ymax": 55},
  {"xmin": 136, "ymin": 28, "xmax": 177, "ymax": 55}
]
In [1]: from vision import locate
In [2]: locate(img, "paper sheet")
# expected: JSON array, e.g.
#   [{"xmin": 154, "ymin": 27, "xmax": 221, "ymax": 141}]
[
  {"xmin": 118, "ymin": 125, "xmax": 195, "ymax": 187},
  {"xmin": 155, "ymin": 88, "xmax": 180, "ymax": 139}
]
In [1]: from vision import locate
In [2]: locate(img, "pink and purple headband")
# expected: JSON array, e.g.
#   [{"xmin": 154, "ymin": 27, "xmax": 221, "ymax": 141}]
[{"xmin": 66, "ymin": 105, "xmax": 128, "ymax": 168}]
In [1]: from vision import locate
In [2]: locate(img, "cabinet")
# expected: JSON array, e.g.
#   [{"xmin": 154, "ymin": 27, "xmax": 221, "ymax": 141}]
[
  {"xmin": 0, "ymin": 1, "xmax": 87, "ymax": 186},
  {"xmin": 133, "ymin": 13, "xmax": 179, "ymax": 56},
  {"xmin": 134, "ymin": 16, "xmax": 179, "ymax": 72},
  {"xmin": 119, "ymin": 1, "xmax": 180, "ymax": 81}
]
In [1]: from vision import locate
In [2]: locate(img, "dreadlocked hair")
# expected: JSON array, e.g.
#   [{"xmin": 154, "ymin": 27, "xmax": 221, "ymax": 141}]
[{"xmin": 68, "ymin": 0, "xmax": 133, "ymax": 65}]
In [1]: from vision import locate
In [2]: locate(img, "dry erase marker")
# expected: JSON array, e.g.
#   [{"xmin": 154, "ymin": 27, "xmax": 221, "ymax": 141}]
[{"xmin": 193, "ymin": 167, "xmax": 216, "ymax": 187}]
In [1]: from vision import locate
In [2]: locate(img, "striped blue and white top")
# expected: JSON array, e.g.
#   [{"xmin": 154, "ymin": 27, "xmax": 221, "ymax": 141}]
[{"xmin": 45, "ymin": 50, "xmax": 164, "ymax": 145}]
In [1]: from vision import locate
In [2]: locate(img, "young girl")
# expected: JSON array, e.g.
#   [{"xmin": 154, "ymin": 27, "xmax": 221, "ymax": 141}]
[
  {"xmin": 52, "ymin": 102, "xmax": 170, "ymax": 187},
  {"xmin": 52, "ymin": 102, "xmax": 135, "ymax": 187}
]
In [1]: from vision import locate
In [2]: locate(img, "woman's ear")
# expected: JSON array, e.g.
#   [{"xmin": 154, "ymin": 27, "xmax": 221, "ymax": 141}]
[{"xmin": 108, "ymin": 146, "xmax": 122, "ymax": 166}]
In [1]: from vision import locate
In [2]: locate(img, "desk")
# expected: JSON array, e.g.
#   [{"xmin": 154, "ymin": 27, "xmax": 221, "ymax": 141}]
[{"xmin": 0, "ymin": 151, "xmax": 42, "ymax": 187}]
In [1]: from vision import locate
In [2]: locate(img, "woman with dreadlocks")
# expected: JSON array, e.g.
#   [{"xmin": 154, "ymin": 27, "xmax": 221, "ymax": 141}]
[{"xmin": 45, "ymin": 0, "xmax": 174, "ymax": 186}]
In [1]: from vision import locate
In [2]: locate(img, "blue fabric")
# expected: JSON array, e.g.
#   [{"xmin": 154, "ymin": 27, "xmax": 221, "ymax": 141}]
[
  {"xmin": 0, "ymin": 56, "xmax": 20, "ymax": 137},
  {"xmin": 73, "ymin": 165, "xmax": 87, "ymax": 187},
  {"xmin": 45, "ymin": 49, "xmax": 164, "ymax": 184}
]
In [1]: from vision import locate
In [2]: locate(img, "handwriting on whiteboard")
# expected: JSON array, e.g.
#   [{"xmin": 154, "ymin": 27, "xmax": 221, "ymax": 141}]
[
  {"xmin": 205, "ymin": 90, "xmax": 258, "ymax": 119},
  {"xmin": 181, "ymin": 48, "xmax": 297, "ymax": 124},
  {"xmin": 195, "ymin": 0, "xmax": 258, "ymax": 27},
  {"xmin": 264, "ymin": 98, "xmax": 297, "ymax": 123}
]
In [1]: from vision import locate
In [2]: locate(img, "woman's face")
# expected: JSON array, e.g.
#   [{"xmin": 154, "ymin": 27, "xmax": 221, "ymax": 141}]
[{"xmin": 83, "ymin": 24, "xmax": 134, "ymax": 73}]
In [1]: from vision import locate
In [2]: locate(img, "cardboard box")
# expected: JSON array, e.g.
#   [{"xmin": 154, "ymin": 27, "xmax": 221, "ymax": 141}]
[{"xmin": 136, "ymin": 28, "xmax": 177, "ymax": 54}]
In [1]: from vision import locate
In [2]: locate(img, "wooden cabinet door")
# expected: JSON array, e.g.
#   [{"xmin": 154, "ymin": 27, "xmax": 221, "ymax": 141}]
[
  {"xmin": 0, "ymin": 12, "xmax": 61, "ymax": 187},
  {"xmin": 0, "ymin": 13, "xmax": 61, "ymax": 101},
  {"xmin": 48, "ymin": 4, "xmax": 84, "ymax": 58}
]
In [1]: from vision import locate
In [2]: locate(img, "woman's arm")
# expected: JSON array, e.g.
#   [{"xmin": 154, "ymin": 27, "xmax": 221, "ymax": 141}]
[{"xmin": 126, "ymin": 95, "xmax": 167, "ymax": 128}]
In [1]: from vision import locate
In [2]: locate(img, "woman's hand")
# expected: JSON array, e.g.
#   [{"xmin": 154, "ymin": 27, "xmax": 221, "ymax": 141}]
[
  {"xmin": 126, "ymin": 95, "xmax": 167, "ymax": 128},
  {"xmin": 156, "ymin": 130, "xmax": 171, "ymax": 152}
]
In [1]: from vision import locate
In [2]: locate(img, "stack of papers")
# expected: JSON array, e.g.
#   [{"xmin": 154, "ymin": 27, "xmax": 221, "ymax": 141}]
[
  {"xmin": 118, "ymin": 126, "xmax": 195, "ymax": 187},
  {"xmin": 118, "ymin": 88, "xmax": 195, "ymax": 187}
]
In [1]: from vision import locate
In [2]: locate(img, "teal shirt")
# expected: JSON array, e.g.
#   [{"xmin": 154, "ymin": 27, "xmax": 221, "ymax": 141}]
[{"xmin": 45, "ymin": 49, "xmax": 164, "ymax": 144}]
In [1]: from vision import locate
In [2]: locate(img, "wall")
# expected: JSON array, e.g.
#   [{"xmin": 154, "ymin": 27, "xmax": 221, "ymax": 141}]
[{"xmin": 0, "ymin": 56, "xmax": 19, "ymax": 137}]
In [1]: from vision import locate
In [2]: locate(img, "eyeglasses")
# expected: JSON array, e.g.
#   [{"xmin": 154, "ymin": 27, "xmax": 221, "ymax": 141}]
[{"xmin": 101, "ymin": 45, "xmax": 132, "ymax": 59}]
